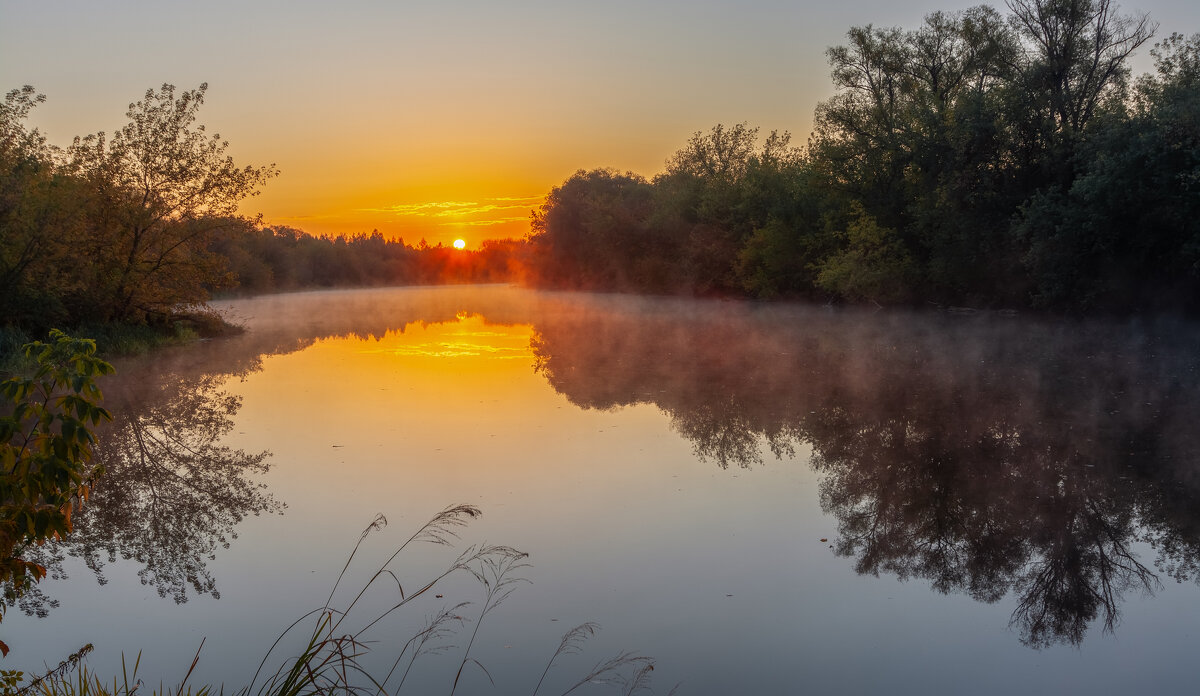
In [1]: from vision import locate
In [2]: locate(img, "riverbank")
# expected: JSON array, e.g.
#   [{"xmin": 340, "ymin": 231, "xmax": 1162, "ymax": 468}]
[{"xmin": 0, "ymin": 309, "xmax": 242, "ymax": 376}]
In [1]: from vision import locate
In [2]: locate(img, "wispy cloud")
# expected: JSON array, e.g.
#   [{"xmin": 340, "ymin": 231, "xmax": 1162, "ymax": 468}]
[
  {"xmin": 358, "ymin": 201, "xmax": 478, "ymax": 215},
  {"xmin": 484, "ymin": 196, "xmax": 544, "ymax": 203},
  {"xmin": 443, "ymin": 216, "xmax": 530, "ymax": 227},
  {"xmin": 360, "ymin": 196, "xmax": 543, "ymax": 220},
  {"xmin": 430, "ymin": 203, "xmax": 525, "ymax": 218}
]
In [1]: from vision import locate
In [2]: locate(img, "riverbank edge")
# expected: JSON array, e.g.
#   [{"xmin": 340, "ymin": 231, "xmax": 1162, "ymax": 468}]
[{"xmin": 0, "ymin": 309, "xmax": 243, "ymax": 376}]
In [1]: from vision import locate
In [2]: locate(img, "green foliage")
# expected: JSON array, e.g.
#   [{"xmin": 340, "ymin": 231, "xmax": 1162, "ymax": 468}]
[
  {"xmin": 736, "ymin": 219, "xmax": 810, "ymax": 298},
  {"xmin": 1, "ymin": 83, "xmax": 275, "ymax": 337},
  {"xmin": 816, "ymin": 205, "xmax": 916, "ymax": 303},
  {"xmin": 0, "ymin": 670, "xmax": 23, "ymax": 696},
  {"xmin": 656, "ymin": 125, "xmax": 806, "ymax": 294},
  {"xmin": 529, "ymin": 169, "xmax": 666, "ymax": 291},
  {"xmin": 0, "ymin": 331, "xmax": 113, "ymax": 653},
  {"xmin": 528, "ymin": 128, "xmax": 816, "ymax": 297},
  {"xmin": 736, "ymin": 214, "xmax": 834, "ymax": 298}
]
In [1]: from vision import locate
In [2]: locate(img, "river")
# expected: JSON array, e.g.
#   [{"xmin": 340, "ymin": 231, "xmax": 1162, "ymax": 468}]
[{"xmin": 7, "ymin": 285, "xmax": 1200, "ymax": 694}]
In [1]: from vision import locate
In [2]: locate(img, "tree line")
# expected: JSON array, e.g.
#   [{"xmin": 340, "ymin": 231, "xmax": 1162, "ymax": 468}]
[
  {"xmin": 211, "ymin": 227, "xmax": 522, "ymax": 295},
  {"xmin": 0, "ymin": 83, "xmax": 522, "ymax": 342},
  {"xmin": 526, "ymin": 0, "xmax": 1200, "ymax": 312}
]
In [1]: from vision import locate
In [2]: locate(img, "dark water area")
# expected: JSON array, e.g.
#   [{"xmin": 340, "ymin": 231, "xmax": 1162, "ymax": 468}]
[{"xmin": 7, "ymin": 286, "xmax": 1200, "ymax": 694}]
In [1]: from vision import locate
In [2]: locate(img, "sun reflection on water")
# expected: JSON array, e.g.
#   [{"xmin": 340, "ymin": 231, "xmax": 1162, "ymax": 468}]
[{"xmin": 350, "ymin": 313, "xmax": 535, "ymax": 360}]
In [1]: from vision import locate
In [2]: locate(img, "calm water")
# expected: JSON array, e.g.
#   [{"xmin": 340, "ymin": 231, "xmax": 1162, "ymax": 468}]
[{"xmin": 7, "ymin": 286, "xmax": 1200, "ymax": 694}]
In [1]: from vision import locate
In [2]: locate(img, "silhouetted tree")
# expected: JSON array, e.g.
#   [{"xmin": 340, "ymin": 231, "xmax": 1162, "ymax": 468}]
[{"xmin": 64, "ymin": 84, "xmax": 277, "ymax": 323}]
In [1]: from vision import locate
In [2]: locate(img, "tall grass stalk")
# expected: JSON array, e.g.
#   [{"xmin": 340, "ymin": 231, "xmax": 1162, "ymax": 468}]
[
  {"xmin": 13, "ymin": 505, "xmax": 674, "ymax": 695},
  {"xmin": 449, "ymin": 550, "xmax": 530, "ymax": 696},
  {"xmin": 246, "ymin": 505, "xmax": 532, "ymax": 695},
  {"xmin": 380, "ymin": 604, "xmax": 468, "ymax": 692}
]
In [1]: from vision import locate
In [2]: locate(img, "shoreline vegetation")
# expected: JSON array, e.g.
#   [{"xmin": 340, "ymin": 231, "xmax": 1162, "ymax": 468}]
[
  {"xmin": 520, "ymin": 3, "xmax": 1198, "ymax": 313},
  {"xmin": 0, "ymin": 310, "xmax": 241, "ymax": 375}
]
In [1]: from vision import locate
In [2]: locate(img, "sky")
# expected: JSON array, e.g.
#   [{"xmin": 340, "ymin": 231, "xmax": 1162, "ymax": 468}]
[{"xmin": 3, "ymin": 0, "xmax": 1199, "ymax": 247}]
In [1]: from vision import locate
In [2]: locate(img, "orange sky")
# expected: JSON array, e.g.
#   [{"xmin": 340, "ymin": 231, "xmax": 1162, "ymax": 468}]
[{"xmin": 3, "ymin": 0, "xmax": 1199, "ymax": 247}]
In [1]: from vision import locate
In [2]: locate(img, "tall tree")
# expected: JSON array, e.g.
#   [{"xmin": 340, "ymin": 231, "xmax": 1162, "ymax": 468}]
[
  {"xmin": 528, "ymin": 169, "xmax": 660, "ymax": 290},
  {"xmin": 655, "ymin": 124, "xmax": 805, "ymax": 294},
  {"xmin": 1005, "ymin": 0, "xmax": 1157, "ymax": 190},
  {"xmin": 812, "ymin": 8, "xmax": 1025, "ymax": 303},
  {"xmin": 1016, "ymin": 32, "xmax": 1200, "ymax": 309},
  {"xmin": 67, "ymin": 84, "xmax": 276, "ymax": 323},
  {"xmin": 812, "ymin": 24, "xmax": 911, "ymax": 228},
  {"xmin": 1006, "ymin": 0, "xmax": 1156, "ymax": 135}
]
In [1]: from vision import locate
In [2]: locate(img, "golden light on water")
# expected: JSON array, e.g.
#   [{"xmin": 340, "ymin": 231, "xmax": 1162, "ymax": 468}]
[
  {"xmin": 227, "ymin": 310, "xmax": 554, "ymax": 484},
  {"xmin": 453, "ymin": 239, "xmax": 466, "ymax": 249}
]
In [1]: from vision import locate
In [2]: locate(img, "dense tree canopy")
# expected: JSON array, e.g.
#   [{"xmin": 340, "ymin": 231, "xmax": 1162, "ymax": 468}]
[{"xmin": 525, "ymin": 1, "xmax": 1200, "ymax": 313}]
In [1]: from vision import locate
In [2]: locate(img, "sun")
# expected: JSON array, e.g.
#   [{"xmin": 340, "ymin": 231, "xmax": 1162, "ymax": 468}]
[{"xmin": 453, "ymin": 238, "xmax": 466, "ymax": 250}]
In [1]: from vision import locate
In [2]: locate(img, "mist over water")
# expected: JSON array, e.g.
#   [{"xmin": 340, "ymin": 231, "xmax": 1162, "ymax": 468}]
[{"xmin": 8, "ymin": 286, "xmax": 1200, "ymax": 694}]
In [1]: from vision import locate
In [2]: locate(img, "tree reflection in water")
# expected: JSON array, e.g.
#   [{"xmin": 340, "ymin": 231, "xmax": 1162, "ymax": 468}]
[
  {"xmin": 6, "ymin": 287, "xmax": 540, "ymax": 620},
  {"xmin": 14, "ymin": 372, "xmax": 281, "ymax": 617},
  {"xmin": 529, "ymin": 301, "xmax": 1200, "ymax": 648}
]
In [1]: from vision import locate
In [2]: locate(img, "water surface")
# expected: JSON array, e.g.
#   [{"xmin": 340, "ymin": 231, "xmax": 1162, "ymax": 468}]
[{"xmin": 8, "ymin": 286, "xmax": 1200, "ymax": 694}]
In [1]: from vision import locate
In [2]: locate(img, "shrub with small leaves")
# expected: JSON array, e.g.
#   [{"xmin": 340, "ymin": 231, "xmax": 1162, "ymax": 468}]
[{"xmin": 0, "ymin": 330, "xmax": 113, "ymax": 655}]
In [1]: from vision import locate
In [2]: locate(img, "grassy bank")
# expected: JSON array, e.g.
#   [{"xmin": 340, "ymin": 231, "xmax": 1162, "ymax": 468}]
[{"xmin": 0, "ymin": 310, "xmax": 242, "ymax": 376}]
